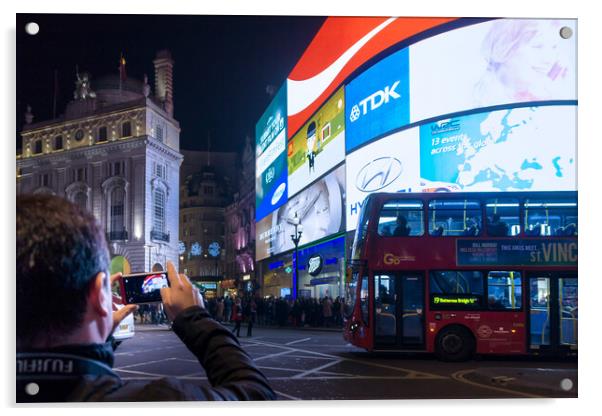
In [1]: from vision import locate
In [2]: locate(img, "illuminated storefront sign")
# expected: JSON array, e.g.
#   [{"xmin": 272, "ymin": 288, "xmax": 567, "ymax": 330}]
[
  {"xmin": 296, "ymin": 236, "xmax": 345, "ymax": 299},
  {"xmin": 456, "ymin": 239, "xmax": 578, "ymax": 266},
  {"xmin": 307, "ymin": 254, "xmax": 324, "ymax": 276},
  {"xmin": 256, "ymin": 84, "xmax": 288, "ymax": 221},
  {"xmin": 287, "ymin": 87, "xmax": 345, "ymax": 198},
  {"xmin": 345, "ymin": 48, "xmax": 409, "ymax": 153}
]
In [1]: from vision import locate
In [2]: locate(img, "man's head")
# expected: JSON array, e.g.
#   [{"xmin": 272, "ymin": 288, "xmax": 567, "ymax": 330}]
[
  {"xmin": 17, "ymin": 194, "xmax": 113, "ymax": 348},
  {"xmin": 396, "ymin": 214, "xmax": 407, "ymax": 226}
]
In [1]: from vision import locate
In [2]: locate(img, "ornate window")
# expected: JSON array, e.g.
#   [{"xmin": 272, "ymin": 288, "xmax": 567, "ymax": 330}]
[
  {"xmin": 153, "ymin": 189, "xmax": 165, "ymax": 232},
  {"xmin": 65, "ymin": 181, "xmax": 90, "ymax": 213},
  {"xmin": 121, "ymin": 121, "xmax": 132, "ymax": 138},
  {"xmin": 101, "ymin": 176, "xmax": 129, "ymax": 241},
  {"xmin": 74, "ymin": 191, "xmax": 88, "ymax": 212},
  {"xmin": 110, "ymin": 187, "xmax": 125, "ymax": 233},
  {"xmin": 53, "ymin": 135, "xmax": 63, "ymax": 150},
  {"xmin": 33, "ymin": 139, "xmax": 42, "ymax": 154},
  {"xmin": 74, "ymin": 129, "xmax": 85, "ymax": 142},
  {"xmin": 97, "ymin": 126, "xmax": 108, "ymax": 142}
]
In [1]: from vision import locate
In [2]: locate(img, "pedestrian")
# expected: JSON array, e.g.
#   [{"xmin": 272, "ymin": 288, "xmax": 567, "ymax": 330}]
[
  {"xmin": 215, "ymin": 297, "xmax": 224, "ymax": 322},
  {"xmin": 224, "ymin": 296, "xmax": 232, "ymax": 323},
  {"xmin": 246, "ymin": 298, "xmax": 257, "ymax": 337},
  {"xmin": 333, "ymin": 297, "xmax": 341, "ymax": 326},
  {"xmin": 231, "ymin": 297, "xmax": 243, "ymax": 337},
  {"xmin": 16, "ymin": 194, "xmax": 276, "ymax": 402},
  {"xmin": 322, "ymin": 296, "xmax": 333, "ymax": 327}
]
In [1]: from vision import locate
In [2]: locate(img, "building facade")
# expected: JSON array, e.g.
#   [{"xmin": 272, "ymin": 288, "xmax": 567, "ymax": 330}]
[
  {"xmin": 224, "ymin": 136, "xmax": 256, "ymax": 296},
  {"xmin": 16, "ymin": 50, "xmax": 182, "ymax": 275},
  {"xmin": 178, "ymin": 151, "xmax": 236, "ymax": 298}
]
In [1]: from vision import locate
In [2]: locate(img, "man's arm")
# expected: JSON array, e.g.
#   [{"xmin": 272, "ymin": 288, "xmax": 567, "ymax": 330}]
[{"xmin": 171, "ymin": 306, "xmax": 276, "ymax": 400}]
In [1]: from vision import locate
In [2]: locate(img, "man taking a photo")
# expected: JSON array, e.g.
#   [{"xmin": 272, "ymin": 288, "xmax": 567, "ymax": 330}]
[{"xmin": 16, "ymin": 194, "xmax": 276, "ymax": 402}]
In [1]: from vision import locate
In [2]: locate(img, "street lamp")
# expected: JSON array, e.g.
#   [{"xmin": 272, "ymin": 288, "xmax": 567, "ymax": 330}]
[{"xmin": 290, "ymin": 212, "xmax": 303, "ymax": 300}]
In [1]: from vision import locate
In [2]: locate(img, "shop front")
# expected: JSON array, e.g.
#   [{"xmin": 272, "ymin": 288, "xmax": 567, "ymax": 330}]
[
  {"xmin": 296, "ymin": 235, "xmax": 346, "ymax": 300},
  {"xmin": 220, "ymin": 279, "xmax": 239, "ymax": 298},
  {"xmin": 192, "ymin": 281, "xmax": 219, "ymax": 299},
  {"xmin": 258, "ymin": 252, "xmax": 293, "ymax": 299}
]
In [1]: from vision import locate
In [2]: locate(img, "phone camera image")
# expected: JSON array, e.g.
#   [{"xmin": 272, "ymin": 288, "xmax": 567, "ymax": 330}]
[{"xmin": 123, "ymin": 273, "xmax": 169, "ymax": 304}]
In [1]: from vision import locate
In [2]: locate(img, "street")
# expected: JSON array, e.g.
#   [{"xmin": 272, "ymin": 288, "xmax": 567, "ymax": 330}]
[{"xmin": 114, "ymin": 325, "xmax": 578, "ymax": 400}]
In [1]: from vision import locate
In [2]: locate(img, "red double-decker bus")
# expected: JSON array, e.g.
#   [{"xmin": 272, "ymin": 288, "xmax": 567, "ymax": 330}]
[{"xmin": 343, "ymin": 191, "xmax": 577, "ymax": 361}]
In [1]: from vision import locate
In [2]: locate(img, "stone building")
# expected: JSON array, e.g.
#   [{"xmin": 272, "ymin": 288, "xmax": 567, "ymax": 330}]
[
  {"xmin": 16, "ymin": 50, "xmax": 182, "ymax": 274},
  {"xmin": 224, "ymin": 136, "xmax": 256, "ymax": 295},
  {"xmin": 178, "ymin": 150, "xmax": 236, "ymax": 298}
]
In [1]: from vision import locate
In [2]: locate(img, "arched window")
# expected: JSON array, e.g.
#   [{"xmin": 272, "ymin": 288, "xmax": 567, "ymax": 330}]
[
  {"xmin": 153, "ymin": 189, "xmax": 166, "ymax": 233},
  {"xmin": 110, "ymin": 187, "xmax": 125, "ymax": 235},
  {"xmin": 74, "ymin": 191, "xmax": 87, "ymax": 212}
]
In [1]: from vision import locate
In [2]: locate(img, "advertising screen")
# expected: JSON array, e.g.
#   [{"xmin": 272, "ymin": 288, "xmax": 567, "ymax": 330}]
[
  {"xmin": 286, "ymin": 16, "xmax": 456, "ymax": 138},
  {"xmin": 419, "ymin": 105, "xmax": 577, "ymax": 192},
  {"xmin": 410, "ymin": 19, "xmax": 577, "ymax": 123},
  {"xmin": 345, "ymin": 47, "xmax": 410, "ymax": 153},
  {"xmin": 256, "ymin": 164, "xmax": 345, "ymax": 261},
  {"xmin": 256, "ymin": 84, "xmax": 288, "ymax": 221},
  {"xmin": 287, "ymin": 87, "xmax": 345, "ymax": 198},
  {"xmin": 345, "ymin": 129, "xmax": 421, "ymax": 231}
]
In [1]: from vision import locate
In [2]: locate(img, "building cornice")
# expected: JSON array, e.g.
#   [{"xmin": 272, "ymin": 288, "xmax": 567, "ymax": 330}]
[{"xmin": 16, "ymin": 137, "xmax": 151, "ymax": 167}]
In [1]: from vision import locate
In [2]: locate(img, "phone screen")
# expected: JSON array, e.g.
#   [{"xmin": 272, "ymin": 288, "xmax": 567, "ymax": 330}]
[{"xmin": 121, "ymin": 272, "xmax": 169, "ymax": 304}]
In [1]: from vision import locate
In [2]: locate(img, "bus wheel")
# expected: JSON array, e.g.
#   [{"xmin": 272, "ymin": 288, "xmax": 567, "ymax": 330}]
[{"xmin": 435, "ymin": 326, "xmax": 475, "ymax": 362}]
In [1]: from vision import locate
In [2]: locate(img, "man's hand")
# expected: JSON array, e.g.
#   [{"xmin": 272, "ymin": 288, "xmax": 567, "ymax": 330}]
[
  {"xmin": 110, "ymin": 272, "xmax": 138, "ymax": 333},
  {"xmin": 160, "ymin": 261, "xmax": 204, "ymax": 321}
]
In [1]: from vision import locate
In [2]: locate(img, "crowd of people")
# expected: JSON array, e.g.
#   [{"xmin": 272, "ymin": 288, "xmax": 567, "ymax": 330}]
[
  {"xmin": 132, "ymin": 293, "xmax": 350, "ymax": 333},
  {"xmin": 200, "ymin": 295, "xmax": 348, "ymax": 332}
]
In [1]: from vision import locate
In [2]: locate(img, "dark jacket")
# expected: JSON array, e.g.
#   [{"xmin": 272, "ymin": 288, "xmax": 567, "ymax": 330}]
[{"xmin": 17, "ymin": 306, "xmax": 276, "ymax": 402}]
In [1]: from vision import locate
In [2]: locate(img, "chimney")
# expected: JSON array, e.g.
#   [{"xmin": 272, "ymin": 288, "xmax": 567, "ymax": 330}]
[{"xmin": 153, "ymin": 49, "xmax": 174, "ymax": 117}]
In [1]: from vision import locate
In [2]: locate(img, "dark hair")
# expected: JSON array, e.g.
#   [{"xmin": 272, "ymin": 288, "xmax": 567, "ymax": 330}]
[{"xmin": 16, "ymin": 194, "xmax": 110, "ymax": 346}]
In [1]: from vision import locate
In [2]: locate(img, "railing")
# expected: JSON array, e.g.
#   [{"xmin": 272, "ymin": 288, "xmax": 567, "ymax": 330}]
[
  {"xmin": 107, "ymin": 230, "xmax": 129, "ymax": 241},
  {"xmin": 151, "ymin": 229, "xmax": 170, "ymax": 242}
]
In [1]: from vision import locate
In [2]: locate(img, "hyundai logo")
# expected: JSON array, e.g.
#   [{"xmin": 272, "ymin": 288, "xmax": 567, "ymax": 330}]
[{"xmin": 355, "ymin": 157, "xmax": 403, "ymax": 192}]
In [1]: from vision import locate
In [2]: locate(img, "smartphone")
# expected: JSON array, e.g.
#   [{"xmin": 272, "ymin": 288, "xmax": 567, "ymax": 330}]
[{"xmin": 120, "ymin": 272, "xmax": 170, "ymax": 304}]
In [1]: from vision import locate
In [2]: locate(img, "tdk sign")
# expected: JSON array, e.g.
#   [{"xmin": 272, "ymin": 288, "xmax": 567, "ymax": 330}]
[
  {"xmin": 349, "ymin": 80, "xmax": 401, "ymax": 123},
  {"xmin": 345, "ymin": 48, "xmax": 409, "ymax": 153}
]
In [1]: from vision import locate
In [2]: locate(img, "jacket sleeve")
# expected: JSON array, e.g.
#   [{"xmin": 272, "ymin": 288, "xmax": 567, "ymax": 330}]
[{"xmin": 171, "ymin": 305, "xmax": 277, "ymax": 400}]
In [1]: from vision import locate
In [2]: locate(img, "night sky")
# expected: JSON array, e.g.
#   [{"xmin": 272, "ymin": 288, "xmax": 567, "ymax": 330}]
[{"xmin": 16, "ymin": 13, "xmax": 325, "ymax": 153}]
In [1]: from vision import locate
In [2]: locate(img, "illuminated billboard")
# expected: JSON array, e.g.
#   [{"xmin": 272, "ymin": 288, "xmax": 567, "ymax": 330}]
[
  {"xmin": 256, "ymin": 164, "xmax": 345, "ymax": 261},
  {"xmin": 287, "ymin": 87, "xmax": 345, "ymax": 198},
  {"xmin": 410, "ymin": 19, "xmax": 577, "ymax": 123},
  {"xmin": 419, "ymin": 105, "xmax": 577, "ymax": 192},
  {"xmin": 256, "ymin": 84, "xmax": 288, "ymax": 221},
  {"xmin": 286, "ymin": 16, "xmax": 457, "ymax": 138},
  {"xmin": 345, "ymin": 129, "xmax": 421, "ymax": 231},
  {"xmin": 345, "ymin": 47, "xmax": 410, "ymax": 153}
]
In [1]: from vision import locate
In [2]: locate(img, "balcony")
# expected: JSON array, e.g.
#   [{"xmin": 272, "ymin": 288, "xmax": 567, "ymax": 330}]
[
  {"xmin": 151, "ymin": 229, "xmax": 170, "ymax": 242},
  {"xmin": 107, "ymin": 230, "xmax": 128, "ymax": 241}
]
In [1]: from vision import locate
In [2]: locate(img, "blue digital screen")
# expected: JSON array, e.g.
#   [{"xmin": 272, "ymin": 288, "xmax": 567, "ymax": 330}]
[
  {"xmin": 345, "ymin": 47, "xmax": 410, "ymax": 153},
  {"xmin": 256, "ymin": 84, "xmax": 288, "ymax": 221}
]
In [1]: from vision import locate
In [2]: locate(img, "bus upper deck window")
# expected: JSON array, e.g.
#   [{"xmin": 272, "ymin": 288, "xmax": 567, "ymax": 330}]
[
  {"xmin": 524, "ymin": 198, "xmax": 577, "ymax": 237},
  {"xmin": 428, "ymin": 199, "xmax": 481, "ymax": 237},
  {"xmin": 377, "ymin": 200, "xmax": 424, "ymax": 237},
  {"xmin": 486, "ymin": 198, "xmax": 519, "ymax": 237}
]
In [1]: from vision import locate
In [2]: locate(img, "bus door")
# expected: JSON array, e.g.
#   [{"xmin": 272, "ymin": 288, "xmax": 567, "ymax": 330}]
[
  {"xmin": 374, "ymin": 273, "xmax": 425, "ymax": 349},
  {"xmin": 527, "ymin": 273, "xmax": 577, "ymax": 353}
]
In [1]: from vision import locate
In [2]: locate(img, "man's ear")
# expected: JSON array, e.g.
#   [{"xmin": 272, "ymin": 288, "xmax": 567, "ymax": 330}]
[{"xmin": 89, "ymin": 272, "xmax": 111, "ymax": 318}]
